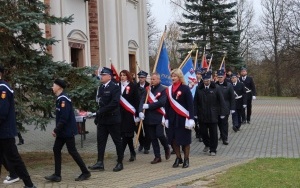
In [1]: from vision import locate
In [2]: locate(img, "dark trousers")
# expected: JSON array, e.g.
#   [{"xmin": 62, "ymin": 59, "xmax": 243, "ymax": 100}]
[
  {"xmin": 135, "ymin": 125, "xmax": 151, "ymax": 150},
  {"xmin": 232, "ymin": 109, "xmax": 243, "ymax": 129},
  {"xmin": 0, "ymin": 138, "xmax": 33, "ymax": 187},
  {"xmin": 145, "ymin": 123, "xmax": 169, "ymax": 158},
  {"xmin": 53, "ymin": 137, "xmax": 89, "ymax": 176},
  {"xmin": 242, "ymin": 99, "xmax": 252, "ymax": 122},
  {"xmin": 200, "ymin": 123, "xmax": 218, "ymax": 153},
  {"xmin": 97, "ymin": 123, "xmax": 123, "ymax": 162},
  {"xmin": 217, "ymin": 115, "xmax": 229, "ymax": 141},
  {"xmin": 0, "ymin": 154, "xmax": 18, "ymax": 178},
  {"xmin": 122, "ymin": 136, "xmax": 135, "ymax": 154},
  {"xmin": 194, "ymin": 118, "xmax": 202, "ymax": 138}
]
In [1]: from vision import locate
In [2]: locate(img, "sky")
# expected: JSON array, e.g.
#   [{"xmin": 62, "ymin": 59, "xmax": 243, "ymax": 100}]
[{"xmin": 151, "ymin": 0, "xmax": 263, "ymax": 34}]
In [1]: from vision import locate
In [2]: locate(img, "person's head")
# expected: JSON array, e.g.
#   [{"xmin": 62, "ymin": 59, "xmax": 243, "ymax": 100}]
[
  {"xmin": 217, "ymin": 70, "xmax": 225, "ymax": 83},
  {"xmin": 100, "ymin": 67, "xmax": 113, "ymax": 84},
  {"xmin": 170, "ymin": 68, "xmax": 185, "ymax": 85},
  {"xmin": 137, "ymin": 70, "xmax": 148, "ymax": 84},
  {"xmin": 120, "ymin": 70, "xmax": 132, "ymax": 83},
  {"xmin": 0, "ymin": 65, "xmax": 4, "ymax": 79},
  {"xmin": 150, "ymin": 73, "xmax": 161, "ymax": 86},
  {"xmin": 240, "ymin": 67, "xmax": 247, "ymax": 76},
  {"xmin": 52, "ymin": 79, "xmax": 66, "ymax": 96},
  {"xmin": 202, "ymin": 71, "xmax": 212, "ymax": 86},
  {"xmin": 226, "ymin": 70, "xmax": 232, "ymax": 76},
  {"xmin": 231, "ymin": 73, "xmax": 238, "ymax": 83}
]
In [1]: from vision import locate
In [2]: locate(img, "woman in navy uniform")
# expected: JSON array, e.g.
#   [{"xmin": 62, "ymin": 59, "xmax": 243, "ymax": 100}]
[
  {"xmin": 165, "ymin": 69, "xmax": 195, "ymax": 168},
  {"xmin": 44, "ymin": 79, "xmax": 90, "ymax": 182},
  {"xmin": 0, "ymin": 65, "xmax": 36, "ymax": 188},
  {"xmin": 119, "ymin": 70, "xmax": 139, "ymax": 162}
]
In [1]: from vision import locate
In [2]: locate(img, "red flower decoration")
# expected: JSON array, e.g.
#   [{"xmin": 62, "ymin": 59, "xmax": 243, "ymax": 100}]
[
  {"xmin": 155, "ymin": 92, "xmax": 161, "ymax": 99},
  {"xmin": 176, "ymin": 91, "xmax": 182, "ymax": 99},
  {"xmin": 126, "ymin": 86, "xmax": 130, "ymax": 94}
]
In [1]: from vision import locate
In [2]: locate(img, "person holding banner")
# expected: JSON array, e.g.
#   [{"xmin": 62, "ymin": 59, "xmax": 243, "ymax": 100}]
[
  {"xmin": 119, "ymin": 70, "xmax": 140, "ymax": 162},
  {"xmin": 194, "ymin": 71, "xmax": 227, "ymax": 156},
  {"xmin": 165, "ymin": 69, "xmax": 195, "ymax": 168},
  {"xmin": 139, "ymin": 73, "xmax": 170, "ymax": 164}
]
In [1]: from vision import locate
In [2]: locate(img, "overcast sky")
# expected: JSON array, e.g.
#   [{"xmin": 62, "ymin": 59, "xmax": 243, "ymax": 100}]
[{"xmin": 151, "ymin": 0, "xmax": 262, "ymax": 33}]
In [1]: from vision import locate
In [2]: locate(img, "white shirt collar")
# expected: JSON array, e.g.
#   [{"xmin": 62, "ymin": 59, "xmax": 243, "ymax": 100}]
[{"xmin": 103, "ymin": 80, "xmax": 111, "ymax": 88}]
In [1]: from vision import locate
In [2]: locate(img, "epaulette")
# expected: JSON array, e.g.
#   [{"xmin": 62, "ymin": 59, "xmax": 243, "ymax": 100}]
[
  {"xmin": 57, "ymin": 95, "xmax": 71, "ymax": 102},
  {"xmin": 0, "ymin": 84, "xmax": 14, "ymax": 93}
]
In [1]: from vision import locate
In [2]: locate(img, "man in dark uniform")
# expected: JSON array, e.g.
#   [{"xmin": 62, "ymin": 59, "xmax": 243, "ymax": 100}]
[
  {"xmin": 0, "ymin": 65, "xmax": 36, "ymax": 188},
  {"xmin": 139, "ymin": 73, "xmax": 170, "ymax": 164},
  {"xmin": 194, "ymin": 67, "xmax": 205, "ymax": 142},
  {"xmin": 239, "ymin": 67, "xmax": 256, "ymax": 124},
  {"xmin": 89, "ymin": 67, "xmax": 124, "ymax": 172},
  {"xmin": 231, "ymin": 73, "xmax": 247, "ymax": 132},
  {"xmin": 135, "ymin": 70, "xmax": 151, "ymax": 154},
  {"xmin": 194, "ymin": 71, "xmax": 227, "ymax": 156},
  {"xmin": 45, "ymin": 79, "xmax": 91, "ymax": 182},
  {"xmin": 215, "ymin": 70, "xmax": 235, "ymax": 145}
]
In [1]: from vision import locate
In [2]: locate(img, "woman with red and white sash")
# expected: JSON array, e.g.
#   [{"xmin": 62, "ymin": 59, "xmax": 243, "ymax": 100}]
[
  {"xmin": 165, "ymin": 69, "xmax": 195, "ymax": 168},
  {"xmin": 119, "ymin": 70, "xmax": 139, "ymax": 162}
]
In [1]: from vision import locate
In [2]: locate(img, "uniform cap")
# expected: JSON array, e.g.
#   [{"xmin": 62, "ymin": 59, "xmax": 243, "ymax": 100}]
[
  {"xmin": 100, "ymin": 67, "xmax": 113, "ymax": 75},
  {"xmin": 54, "ymin": 79, "xmax": 66, "ymax": 89},
  {"xmin": 217, "ymin": 70, "xmax": 225, "ymax": 77},
  {"xmin": 202, "ymin": 71, "xmax": 212, "ymax": 80},
  {"xmin": 137, "ymin": 70, "xmax": 148, "ymax": 78}
]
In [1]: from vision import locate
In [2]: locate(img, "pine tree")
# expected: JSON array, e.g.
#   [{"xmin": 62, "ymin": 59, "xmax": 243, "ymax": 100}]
[
  {"xmin": 177, "ymin": 0, "xmax": 243, "ymax": 69},
  {"xmin": 0, "ymin": 0, "xmax": 98, "ymax": 130}
]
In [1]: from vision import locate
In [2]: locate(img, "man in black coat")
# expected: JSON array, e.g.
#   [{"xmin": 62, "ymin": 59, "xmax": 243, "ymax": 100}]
[
  {"xmin": 89, "ymin": 67, "xmax": 124, "ymax": 172},
  {"xmin": 139, "ymin": 73, "xmax": 170, "ymax": 164},
  {"xmin": 194, "ymin": 71, "xmax": 227, "ymax": 156},
  {"xmin": 135, "ymin": 70, "xmax": 151, "ymax": 154},
  {"xmin": 194, "ymin": 67, "xmax": 205, "ymax": 142},
  {"xmin": 215, "ymin": 70, "xmax": 236, "ymax": 145},
  {"xmin": 239, "ymin": 67, "xmax": 256, "ymax": 124},
  {"xmin": 231, "ymin": 73, "xmax": 247, "ymax": 132}
]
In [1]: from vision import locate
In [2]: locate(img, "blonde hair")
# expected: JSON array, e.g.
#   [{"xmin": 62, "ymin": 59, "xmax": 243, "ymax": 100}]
[{"xmin": 171, "ymin": 68, "xmax": 186, "ymax": 85}]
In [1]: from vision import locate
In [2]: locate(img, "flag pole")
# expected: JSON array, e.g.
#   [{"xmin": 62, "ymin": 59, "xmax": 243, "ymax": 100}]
[
  {"xmin": 152, "ymin": 26, "xmax": 167, "ymax": 73},
  {"xmin": 201, "ymin": 46, "xmax": 206, "ymax": 67},
  {"xmin": 194, "ymin": 49, "xmax": 198, "ymax": 69},
  {"xmin": 178, "ymin": 43, "xmax": 197, "ymax": 69},
  {"xmin": 207, "ymin": 54, "xmax": 213, "ymax": 71},
  {"xmin": 219, "ymin": 53, "xmax": 226, "ymax": 70}
]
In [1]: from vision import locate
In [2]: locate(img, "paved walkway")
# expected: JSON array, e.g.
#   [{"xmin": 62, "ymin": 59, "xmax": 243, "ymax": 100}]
[{"xmin": 3, "ymin": 97, "xmax": 300, "ymax": 188}]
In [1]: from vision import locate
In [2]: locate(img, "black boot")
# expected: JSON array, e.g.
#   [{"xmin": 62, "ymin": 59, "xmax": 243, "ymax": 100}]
[
  {"xmin": 182, "ymin": 158, "xmax": 189, "ymax": 168},
  {"xmin": 172, "ymin": 158, "xmax": 183, "ymax": 168},
  {"xmin": 17, "ymin": 138, "xmax": 24, "ymax": 145},
  {"xmin": 129, "ymin": 152, "xmax": 136, "ymax": 162}
]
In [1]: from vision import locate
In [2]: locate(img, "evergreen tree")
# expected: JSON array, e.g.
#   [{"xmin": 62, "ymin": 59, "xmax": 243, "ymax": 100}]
[
  {"xmin": 0, "ymin": 0, "xmax": 98, "ymax": 130},
  {"xmin": 177, "ymin": 0, "xmax": 243, "ymax": 69}
]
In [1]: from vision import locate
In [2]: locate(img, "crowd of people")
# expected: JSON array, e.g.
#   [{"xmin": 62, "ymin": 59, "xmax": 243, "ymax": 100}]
[{"xmin": 0, "ymin": 63, "xmax": 256, "ymax": 187}]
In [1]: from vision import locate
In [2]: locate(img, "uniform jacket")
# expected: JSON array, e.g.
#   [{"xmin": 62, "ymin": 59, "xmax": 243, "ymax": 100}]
[
  {"xmin": 96, "ymin": 80, "xmax": 121, "ymax": 124},
  {"xmin": 232, "ymin": 82, "xmax": 247, "ymax": 109},
  {"xmin": 139, "ymin": 83, "xmax": 166, "ymax": 125},
  {"xmin": 120, "ymin": 82, "xmax": 139, "ymax": 133},
  {"xmin": 137, "ymin": 81, "xmax": 150, "ymax": 101},
  {"xmin": 55, "ymin": 93, "xmax": 78, "ymax": 138},
  {"xmin": 239, "ymin": 76, "xmax": 256, "ymax": 99},
  {"xmin": 194, "ymin": 82, "xmax": 227, "ymax": 123},
  {"xmin": 0, "ymin": 80, "xmax": 17, "ymax": 139},
  {"xmin": 215, "ymin": 81, "xmax": 236, "ymax": 115},
  {"xmin": 165, "ymin": 84, "xmax": 194, "ymax": 128}
]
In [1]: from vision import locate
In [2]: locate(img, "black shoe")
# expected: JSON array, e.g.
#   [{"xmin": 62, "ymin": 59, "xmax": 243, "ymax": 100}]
[
  {"xmin": 138, "ymin": 145, "xmax": 143, "ymax": 152},
  {"xmin": 129, "ymin": 153, "xmax": 136, "ymax": 162},
  {"xmin": 199, "ymin": 137, "xmax": 203, "ymax": 142},
  {"xmin": 75, "ymin": 172, "xmax": 91, "ymax": 181},
  {"xmin": 88, "ymin": 161, "xmax": 104, "ymax": 171},
  {"xmin": 232, "ymin": 126, "xmax": 238, "ymax": 132},
  {"xmin": 182, "ymin": 158, "xmax": 189, "ymax": 168},
  {"xmin": 17, "ymin": 139, "xmax": 24, "ymax": 145},
  {"xmin": 144, "ymin": 150, "xmax": 149, "ymax": 154},
  {"xmin": 24, "ymin": 186, "xmax": 37, "ymax": 188},
  {"xmin": 172, "ymin": 158, "xmax": 183, "ymax": 168},
  {"xmin": 113, "ymin": 163, "xmax": 123, "ymax": 172},
  {"xmin": 223, "ymin": 140, "xmax": 229, "ymax": 145},
  {"xmin": 151, "ymin": 157, "xmax": 162, "ymax": 164},
  {"xmin": 44, "ymin": 174, "xmax": 61, "ymax": 182},
  {"xmin": 247, "ymin": 121, "xmax": 250, "ymax": 124},
  {"xmin": 242, "ymin": 120, "xmax": 246, "ymax": 124}
]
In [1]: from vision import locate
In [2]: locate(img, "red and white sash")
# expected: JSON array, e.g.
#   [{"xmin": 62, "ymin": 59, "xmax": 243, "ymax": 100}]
[
  {"xmin": 166, "ymin": 86, "xmax": 190, "ymax": 127},
  {"xmin": 148, "ymin": 88, "xmax": 166, "ymax": 123},
  {"xmin": 120, "ymin": 96, "xmax": 136, "ymax": 117}
]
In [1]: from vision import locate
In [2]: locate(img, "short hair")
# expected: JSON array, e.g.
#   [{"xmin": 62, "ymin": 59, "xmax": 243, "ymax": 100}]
[
  {"xmin": 170, "ymin": 68, "xmax": 186, "ymax": 85},
  {"xmin": 119, "ymin": 70, "xmax": 133, "ymax": 83},
  {"xmin": 150, "ymin": 72, "xmax": 161, "ymax": 79}
]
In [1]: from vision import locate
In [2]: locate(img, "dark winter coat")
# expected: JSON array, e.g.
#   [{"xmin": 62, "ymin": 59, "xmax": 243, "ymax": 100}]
[
  {"xmin": 215, "ymin": 81, "xmax": 236, "ymax": 115},
  {"xmin": 232, "ymin": 82, "xmax": 247, "ymax": 109},
  {"xmin": 239, "ymin": 76, "xmax": 256, "ymax": 99}
]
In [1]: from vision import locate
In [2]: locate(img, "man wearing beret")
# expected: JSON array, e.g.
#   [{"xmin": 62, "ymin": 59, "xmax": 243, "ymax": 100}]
[
  {"xmin": 0, "ymin": 65, "xmax": 36, "ymax": 188},
  {"xmin": 45, "ymin": 79, "xmax": 90, "ymax": 182},
  {"xmin": 89, "ymin": 67, "xmax": 124, "ymax": 172}
]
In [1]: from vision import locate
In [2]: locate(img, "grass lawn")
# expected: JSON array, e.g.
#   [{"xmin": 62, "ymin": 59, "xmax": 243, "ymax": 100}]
[{"xmin": 208, "ymin": 158, "xmax": 300, "ymax": 188}]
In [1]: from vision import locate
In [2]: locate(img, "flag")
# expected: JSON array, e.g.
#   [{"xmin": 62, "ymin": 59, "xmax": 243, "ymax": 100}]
[
  {"xmin": 111, "ymin": 63, "xmax": 120, "ymax": 82},
  {"xmin": 201, "ymin": 53, "xmax": 208, "ymax": 69},
  {"xmin": 155, "ymin": 42, "xmax": 172, "ymax": 86},
  {"xmin": 181, "ymin": 57, "xmax": 197, "ymax": 97},
  {"xmin": 219, "ymin": 55, "xmax": 226, "ymax": 76}
]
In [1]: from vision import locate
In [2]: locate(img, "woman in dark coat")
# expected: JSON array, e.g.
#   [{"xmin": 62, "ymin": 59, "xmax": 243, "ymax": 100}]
[
  {"xmin": 119, "ymin": 70, "xmax": 139, "ymax": 162},
  {"xmin": 165, "ymin": 68, "xmax": 195, "ymax": 168}
]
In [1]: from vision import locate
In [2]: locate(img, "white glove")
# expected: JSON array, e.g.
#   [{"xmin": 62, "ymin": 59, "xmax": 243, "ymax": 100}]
[
  {"xmin": 164, "ymin": 120, "xmax": 169, "ymax": 128},
  {"xmin": 243, "ymin": 105, "xmax": 247, "ymax": 108},
  {"xmin": 194, "ymin": 116, "xmax": 198, "ymax": 119},
  {"xmin": 185, "ymin": 119, "xmax": 195, "ymax": 130},
  {"xmin": 230, "ymin": 110, "xmax": 235, "ymax": 114},
  {"xmin": 143, "ymin": 104, "xmax": 149, "ymax": 109},
  {"xmin": 134, "ymin": 117, "xmax": 140, "ymax": 123},
  {"xmin": 220, "ymin": 116, "xmax": 225, "ymax": 119},
  {"xmin": 252, "ymin": 96, "xmax": 256, "ymax": 100},
  {"xmin": 139, "ymin": 112, "xmax": 145, "ymax": 120}
]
